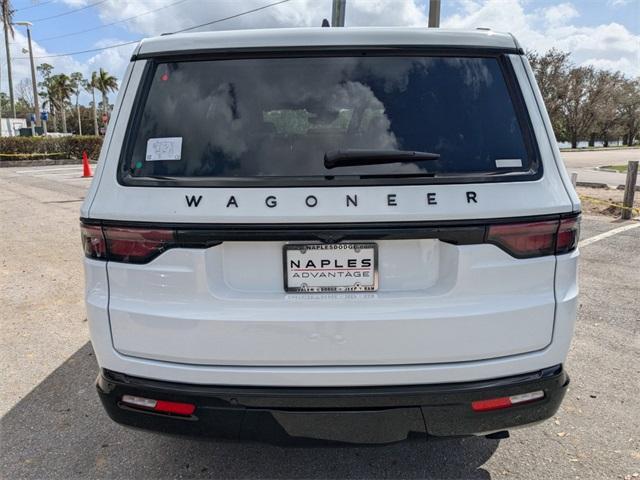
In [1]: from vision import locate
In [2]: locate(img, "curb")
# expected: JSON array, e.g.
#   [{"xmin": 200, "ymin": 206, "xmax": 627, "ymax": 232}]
[
  {"xmin": 617, "ymin": 184, "xmax": 640, "ymax": 192},
  {"xmin": 0, "ymin": 158, "xmax": 83, "ymax": 168},
  {"xmin": 560, "ymin": 146, "xmax": 640, "ymax": 152},
  {"xmin": 576, "ymin": 181, "xmax": 609, "ymax": 189},
  {"xmin": 576, "ymin": 181, "xmax": 640, "ymax": 192}
]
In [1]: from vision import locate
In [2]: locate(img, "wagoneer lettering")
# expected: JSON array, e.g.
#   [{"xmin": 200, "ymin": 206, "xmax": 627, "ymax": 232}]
[
  {"xmin": 185, "ymin": 195, "xmax": 202, "ymax": 207},
  {"xmin": 82, "ymin": 27, "xmax": 579, "ymax": 444},
  {"xmin": 185, "ymin": 191, "xmax": 481, "ymax": 210}
]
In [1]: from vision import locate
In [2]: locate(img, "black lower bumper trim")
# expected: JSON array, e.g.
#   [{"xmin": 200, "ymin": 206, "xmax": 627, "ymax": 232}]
[{"xmin": 97, "ymin": 365, "xmax": 568, "ymax": 444}]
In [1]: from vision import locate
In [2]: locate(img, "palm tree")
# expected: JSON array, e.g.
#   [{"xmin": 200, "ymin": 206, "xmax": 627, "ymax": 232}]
[
  {"xmin": 37, "ymin": 63, "xmax": 55, "ymax": 132},
  {"xmin": 50, "ymin": 74, "xmax": 74, "ymax": 134},
  {"xmin": 69, "ymin": 72, "xmax": 84, "ymax": 135},
  {"xmin": 93, "ymin": 68, "xmax": 118, "ymax": 132},
  {"xmin": 85, "ymin": 72, "xmax": 99, "ymax": 135}
]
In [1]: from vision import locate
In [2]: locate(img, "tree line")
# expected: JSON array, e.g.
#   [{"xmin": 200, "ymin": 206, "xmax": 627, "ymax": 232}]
[
  {"xmin": 528, "ymin": 49, "xmax": 639, "ymax": 148},
  {"xmin": 0, "ymin": 65, "xmax": 118, "ymax": 136},
  {"xmin": 35, "ymin": 64, "xmax": 118, "ymax": 135},
  {"xmin": 0, "ymin": 0, "xmax": 120, "ymax": 136}
]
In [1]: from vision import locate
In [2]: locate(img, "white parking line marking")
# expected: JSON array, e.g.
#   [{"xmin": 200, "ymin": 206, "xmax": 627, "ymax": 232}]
[
  {"xmin": 15, "ymin": 165, "xmax": 81, "ymax": 174},
  {"xmin": 579, "ymin": 222, "xmax": 640, "ymax": 248},
  {"xmin": 31, "ymin": 171, "xmax": 82, "ymax": 177}
]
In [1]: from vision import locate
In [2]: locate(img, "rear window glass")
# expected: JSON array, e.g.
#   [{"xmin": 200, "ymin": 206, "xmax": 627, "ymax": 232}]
[{"xmin": 122, "ymin": 55, "xmax": 536, "ymax": 184}]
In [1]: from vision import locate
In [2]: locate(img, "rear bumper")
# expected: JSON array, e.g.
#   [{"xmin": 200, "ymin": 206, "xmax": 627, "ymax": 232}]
[{"xmin": 97, "ymin": 365, "xmax": 568, "ymax": 444}]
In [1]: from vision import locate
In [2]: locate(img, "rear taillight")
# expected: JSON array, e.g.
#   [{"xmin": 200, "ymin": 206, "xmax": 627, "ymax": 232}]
[
  {"xmin": 81, "ymin": 224, "xmax": 107, "ymax": 260},
  {"xmin": 104, "ymin": 227, "xmax": 175, "ymax": 264},
  {"xmin": 81, "ymin": 223, "xmax": 176, "ymax": 264},
  {"xmin": 556, "ymin": 217, "xmax": 580, "ymax": 254},
  {"xmin": 486, "ymin": 216, "xmax": 580, "ymax": 258},
  {"xmin": 81, "ymin": 214, "xmax": 580, "ymax": 263}
]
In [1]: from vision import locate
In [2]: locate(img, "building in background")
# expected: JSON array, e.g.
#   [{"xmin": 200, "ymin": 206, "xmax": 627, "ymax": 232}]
[{"xmin": 1, "ymin": 117, "xmax": 27, "ymax": 136}]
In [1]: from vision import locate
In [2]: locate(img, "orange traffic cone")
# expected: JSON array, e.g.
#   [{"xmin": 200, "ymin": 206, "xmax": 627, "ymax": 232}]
[{"xmin": 82, "ymin": 151, "xmax": 93, "ymax": 178}]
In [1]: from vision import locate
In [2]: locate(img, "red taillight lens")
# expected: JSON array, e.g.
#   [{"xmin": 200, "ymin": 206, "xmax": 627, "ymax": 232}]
[
  {"xmin": 471, "ymin": 390, "xmax": 545, "ymax": 412},
  {"xmin": 471, "ymin": 396, "xmax": 512, "ymax": 412},
  {"xmin": 121, "ymin": 395, "xmax": 196, "ymax": 416},
  {"xmin": 487, "ymin": 216, "xmax": 580, "ymax": 258},
  {"xmin": 80, "ymin": 224, "xmax": 107, "ymax": 260},
  {"xmin": 487, "ymin": 220, "xmax": 558, "ymax": 258},
  {"xmin": 556, "ymin": 217, "xmax": 580, "ymax": 254},
  {"xmin": 104, "ymin": 227, "xmax": 175, "ymax": 264},
  {"xmin": 81, "ymin": 223, "xmax": 176, "ymax": 264},
  {"xmin": 154, "ymin": 400, "xmax": 196, "ymax": 416}
]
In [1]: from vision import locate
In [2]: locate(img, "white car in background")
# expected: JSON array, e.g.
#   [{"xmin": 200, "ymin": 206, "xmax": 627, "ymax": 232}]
[{"xmin": 81, "ymin": 27, "xmax": 580, "ymax": 444}]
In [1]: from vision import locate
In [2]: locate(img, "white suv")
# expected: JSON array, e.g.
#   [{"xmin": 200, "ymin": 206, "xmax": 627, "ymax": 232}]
[{"xmin": 81, "ymin": 27, "xmax": 580, "ymax": 444}]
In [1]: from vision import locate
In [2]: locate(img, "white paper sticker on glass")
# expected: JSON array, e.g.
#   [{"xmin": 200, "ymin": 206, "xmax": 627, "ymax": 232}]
[
  {"xmin": 495, "ymin": 158, "xmax": 523, "ymax": 168},
  {"xmin": 146, "ymin": 137, "xmax": 182, "ymax": 161}
]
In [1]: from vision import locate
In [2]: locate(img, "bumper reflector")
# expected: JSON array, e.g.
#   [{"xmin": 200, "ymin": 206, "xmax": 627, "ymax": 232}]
[
  {"xmin": 471, "ymin": 390, "xmax": 544, "ymax": 412},
  {"xmin": 121, "ymin": 394, "xmax": 196, "ymax": 416}
]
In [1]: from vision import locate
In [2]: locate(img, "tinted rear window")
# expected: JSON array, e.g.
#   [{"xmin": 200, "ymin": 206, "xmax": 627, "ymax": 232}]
[{"xmin": 122, "ymin": 54, "xmax": 537, "ymax": 185}]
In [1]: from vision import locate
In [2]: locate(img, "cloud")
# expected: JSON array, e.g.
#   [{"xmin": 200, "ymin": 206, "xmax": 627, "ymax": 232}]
[
  {"xmin": 542, "ymin": 3, "xmax": 579, "ymax": 26},
  {"xmin": 1, "ymin": 29, "xmax": 85, "ymax": 90},
  {"xmin": 582, "ymin": 57, "xmax": 639, "ymax": 77},
  {"xmin": 3, "ymin": 0, "xmax": 425, "ymax": 109},
  {"xmin": 84, "ymin": 40, "xmax": 138, "ymax": 94},
  {"xmin": 0, "ymin": 28, "xmax": 137, "ymax": 108},
  {"xmin": 88, "ymin": 0, "xmax": 428, "ymax": 36},
  {"xmin": 3, "ymin": 0, "xmax": 638, "ymax": 111},
  {"xmin": 442, "ymin": 0, "xmax": 639, "ymax": 77}
]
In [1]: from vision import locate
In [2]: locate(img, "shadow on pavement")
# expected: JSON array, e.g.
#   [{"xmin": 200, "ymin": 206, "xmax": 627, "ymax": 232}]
[{"xmin": 1, "ymin": 343, "xmax": 499, "ymax": 479}]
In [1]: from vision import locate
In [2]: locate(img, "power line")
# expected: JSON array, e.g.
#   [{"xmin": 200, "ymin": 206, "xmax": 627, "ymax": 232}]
[
  {"xmin": 37, "ymin": 0, "xmax": 191, "ymax": 42},
  {"xmin": 173, "ymin": 0, "xmax": 291, "ymax": 33},
  {"xmin": 17, "ymin": 40, "xmax": 140, "ymax": 60},
  {"xmin": 15, "ymin": 0, "xmax": 293, "ymax": 60},
  {"xmin": 15, "ymin": 0, "xmax": 56, "ymax": 13},
  {"xmin": 31, "ymin": 0, "xmax": 108, "ymax": 23}
]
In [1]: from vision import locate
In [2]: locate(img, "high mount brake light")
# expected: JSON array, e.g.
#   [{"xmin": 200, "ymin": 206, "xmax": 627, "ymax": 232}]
[
  {"xmin": 80, "ymin": 223, "xmax": 176, "ymax": 264},
  {"xmin": 487, "ymin": 216, "xmax": 580, "ymax": 258}
]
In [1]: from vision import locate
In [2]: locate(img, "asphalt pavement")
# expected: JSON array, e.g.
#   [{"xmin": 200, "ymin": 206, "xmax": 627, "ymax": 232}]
[
  {"xmin": 561, "ymin": 148, "xmax": 639, "ymax": 186},
  {"xmin": 0, "ymin": 164, "xmax": 638, "ymax": 480}
]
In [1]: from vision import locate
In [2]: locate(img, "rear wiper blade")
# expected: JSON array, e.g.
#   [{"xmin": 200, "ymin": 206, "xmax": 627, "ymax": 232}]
[
  {"xmin": 358, "ymin": 172, "xmax": 436, "ymax": 179},
  {"xmin": 143, "ymin": 175, "xmax": 180, "ymax": 180},
  {"xmin": 324, "ymin": 149, "xmax": 440, "ymax": 169}
]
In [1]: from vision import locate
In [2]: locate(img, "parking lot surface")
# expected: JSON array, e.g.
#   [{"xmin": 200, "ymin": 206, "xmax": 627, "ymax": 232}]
[
  {"xmin": 561, "ymin": 147, "xmax": 639, "ymax": 186},
  {"xmin": 1, "ymin": 165, "xmax": 639, "ymax": 479}
]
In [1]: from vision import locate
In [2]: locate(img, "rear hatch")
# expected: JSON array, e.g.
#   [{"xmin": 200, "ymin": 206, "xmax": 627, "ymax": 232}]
[{"xmin": 87, "ymin": 50, "xmax": 575, "ymax": 367}]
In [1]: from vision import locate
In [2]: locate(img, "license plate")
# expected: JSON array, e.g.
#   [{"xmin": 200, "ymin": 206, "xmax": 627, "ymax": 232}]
[{"xmin": 284, "ymin": 243, "xmax": 378, "ymax": 293}]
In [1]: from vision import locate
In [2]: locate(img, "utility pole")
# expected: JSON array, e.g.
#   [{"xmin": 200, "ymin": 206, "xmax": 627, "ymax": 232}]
[
  {"xmin": 428, "ymin": 0, "xmax": 441, "ymax": 28},
  {"xmin": 331, "ymin": 0, "xmax": 346, "ymax": 27},
  {"xmin": 2, "ymin": 13, "xmax": 16, "ymax": 119},
  {"xmin": 15, "ymin": 21, "xmax": 40, "ymax": 128}
]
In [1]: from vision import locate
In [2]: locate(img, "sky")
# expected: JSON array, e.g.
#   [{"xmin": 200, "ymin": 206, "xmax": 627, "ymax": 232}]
[{"xmin": 2, "ymin": 0, "xmax": 639, "ymax": 107}]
